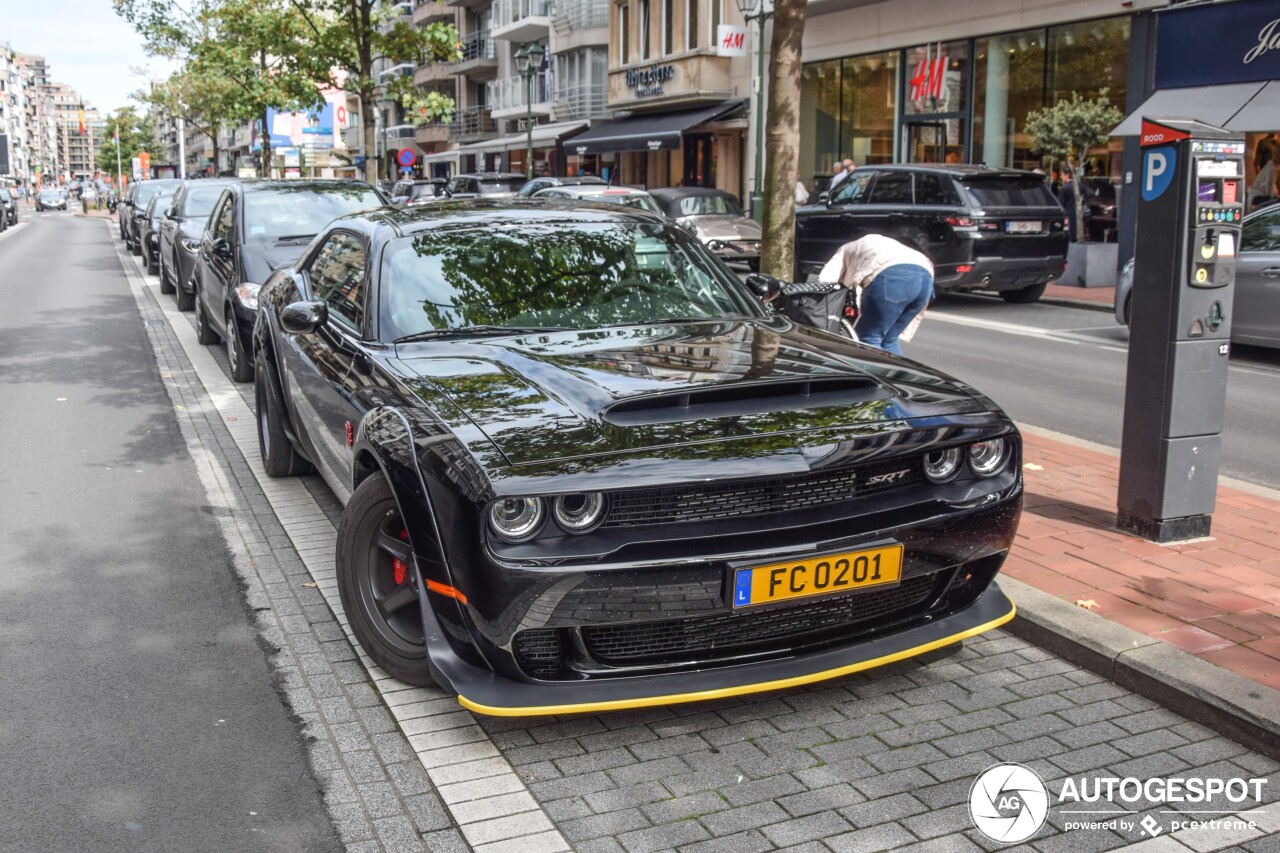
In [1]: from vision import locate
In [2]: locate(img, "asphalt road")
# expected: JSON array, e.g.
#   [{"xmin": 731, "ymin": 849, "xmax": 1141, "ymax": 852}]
[
  {"xmin": 912, "ymin": 292, "xmax": 1280, "ymax": 490},
  {"xmin": 0, "ymin": 212, "xmax": 338, "ymax": 852}
]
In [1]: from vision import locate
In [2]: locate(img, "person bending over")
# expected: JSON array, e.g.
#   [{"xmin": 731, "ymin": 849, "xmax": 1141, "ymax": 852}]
[{"xmin": 823, "ymin": 234, "xmax": 933, "ymax": 355}]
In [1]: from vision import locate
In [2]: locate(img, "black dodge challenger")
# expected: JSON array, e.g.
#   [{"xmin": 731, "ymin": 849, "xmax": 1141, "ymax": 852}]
[{"xmin": 252, "ymin": 201, "xmax": 1021, "ymax": 716}]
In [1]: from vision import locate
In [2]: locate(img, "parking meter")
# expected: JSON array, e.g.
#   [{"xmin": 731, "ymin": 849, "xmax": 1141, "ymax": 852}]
[{"xmin": 1117, "ymin": 118, "xmax": 1244, "ymax": 542}]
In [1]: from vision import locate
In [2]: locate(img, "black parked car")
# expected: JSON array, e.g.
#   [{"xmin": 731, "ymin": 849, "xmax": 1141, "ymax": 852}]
[
  {"xmin": 158, "ymin": 178, "xmax": 239, "ymax": 308},
  {"xmin": 1, "ymin": 187, "xmax": 18, "ymax": 226},
  {"xmin": 122, "ymin": 179, "xmax": 183, "ymax": 254},
  {"xmin": 194, "ymin": 179, "xmax": 385, "ymax": 382},
  {"xmin": 516, "ymin": 175, "xmax": 606, "ymax": 197},
  {"xmin": 795, "ymin": 165, "xmax": 1069, "ymax": 304},
  {"xmin": 251, "ymin": 200, "xmax": 1022, "ymax": 714},
  {"xmin": 140, "ymin": 189, "xmax": 178, "ymax": 275}
]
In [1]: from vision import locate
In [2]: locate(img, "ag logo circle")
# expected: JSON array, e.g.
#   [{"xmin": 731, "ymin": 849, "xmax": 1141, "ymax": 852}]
[{"xmin": 968, "ymin": 762, "xmax": 1049, "ymax": 844}]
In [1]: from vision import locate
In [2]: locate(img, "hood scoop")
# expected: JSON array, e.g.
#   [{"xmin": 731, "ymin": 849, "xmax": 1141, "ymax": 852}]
[{"xmin": 603, "ymin": 376, "xmax": 890, "ymax": 426}]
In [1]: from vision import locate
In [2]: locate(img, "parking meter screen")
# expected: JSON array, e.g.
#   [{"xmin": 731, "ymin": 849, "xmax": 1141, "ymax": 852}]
[{"xmin": 1197, "ymin": 180, "xmax": 1219, "ymax": 203}]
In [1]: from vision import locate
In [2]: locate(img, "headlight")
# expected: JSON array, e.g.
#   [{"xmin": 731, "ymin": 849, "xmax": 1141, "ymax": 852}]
[
  {"xmin": 234, "ymin": 282, "xmax": 262, "ymax": 311},
  {"xmin": 488, "ymin": 497, "xmax": 544, "ymax": 542},
  {"xmin": 968, "ymin": 439, "xmax": 1010, "ymax": 477},
  {"xmin": 923, "ymin": 447, "xmax": 963, "ymax": 483},
  {"xmin": 180, "ymin": 237, "xmax": 200, "ymax": 251},
  {"xmin": 553, "ymin": 493, "xmax": 607, "ymax": 533}
]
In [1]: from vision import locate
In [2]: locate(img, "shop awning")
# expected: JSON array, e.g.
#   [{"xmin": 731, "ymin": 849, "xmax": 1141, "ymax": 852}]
[
  {"xmin": 455, "ymin": 120, "xmax": 589, "ymax": 155},
  {"xmin": 1112, "ymin": 82, "xmax": 1269, "ymax": 135},
  {"xmin": 421, "ymin": 149, "xmax": 460, "ymax": 164},
  {"xmin": 568, "ymin": 101, "xmax": 747, "ymax": 155}
]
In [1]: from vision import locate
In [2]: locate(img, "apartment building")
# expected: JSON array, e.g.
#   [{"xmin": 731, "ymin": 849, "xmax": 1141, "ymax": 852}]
[{"xmin": 2, "ymin": 50, "xmax": 61, "ymax": 185}]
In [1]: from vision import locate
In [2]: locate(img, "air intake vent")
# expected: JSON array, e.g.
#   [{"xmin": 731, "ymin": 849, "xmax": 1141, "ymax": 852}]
[{"xmin": 603, "ymin": 377, "xmax": 889, "ymax": 426}]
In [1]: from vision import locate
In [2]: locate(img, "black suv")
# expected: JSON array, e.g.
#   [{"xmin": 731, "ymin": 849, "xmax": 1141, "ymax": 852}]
[{"xmin": 795, "ymin": 165, "xmax": 1068, "ymax": 303}]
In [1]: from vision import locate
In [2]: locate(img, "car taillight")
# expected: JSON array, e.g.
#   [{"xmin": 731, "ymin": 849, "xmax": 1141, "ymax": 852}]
[
  {"xmin": 957, "ymin": 264, "xmax": 974, "ymax": 273},
  {"xmin": 945, "ymin": 216, "xmax": 975, "ymax": 228}
]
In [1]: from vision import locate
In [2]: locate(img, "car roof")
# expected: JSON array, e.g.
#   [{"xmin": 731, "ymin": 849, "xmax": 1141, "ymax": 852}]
[
  {"xmin": 454, "ymin": 172, "xmax": 526, "ymax": 180},
  {"xmin": 648, "ymin": 187, "xmax": 734, "ymax": 199},
  {"xmin": 536, "ymin": 186, "xmax": 651, "ymax": 197},
  {"xmin": 855, "ymin": 164, "xmax": 1045, "ymax": 180}
]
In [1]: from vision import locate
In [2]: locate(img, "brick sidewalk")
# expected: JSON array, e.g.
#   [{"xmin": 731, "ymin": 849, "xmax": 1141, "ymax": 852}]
[
  {"xmin": 1006, "ymin": 428, "xmax": 1280, "ymax": 691},
  {"xmin": 1044, "ymin": 282, "xmax": 1116, "ymax": 307}
]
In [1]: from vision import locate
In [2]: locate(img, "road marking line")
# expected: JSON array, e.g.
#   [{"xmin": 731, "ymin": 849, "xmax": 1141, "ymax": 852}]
[{"xmin": 108, "ymin": 223, "xmax": 569, "ymax": 851}]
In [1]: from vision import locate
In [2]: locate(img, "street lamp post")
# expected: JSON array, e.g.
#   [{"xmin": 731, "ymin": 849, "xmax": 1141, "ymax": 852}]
[
  {"xmin": 734, "ymin": 0, "xmax": 772, "ymax": 221},
  {"xmin": 514, "ymin": 42, "xmax": 546, "ymax": 180}
]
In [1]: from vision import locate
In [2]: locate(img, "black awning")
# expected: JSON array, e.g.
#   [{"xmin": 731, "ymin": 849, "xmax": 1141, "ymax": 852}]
[
  {"xmin": 569, "ymin": 101, "xmax": 746, "ymax": 155},
  {"xmin": 1111, "ymin": 83, "xmax": 1265, "ymax": 135}
]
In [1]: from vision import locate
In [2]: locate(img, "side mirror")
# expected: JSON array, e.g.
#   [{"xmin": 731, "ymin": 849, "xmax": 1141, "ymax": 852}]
[
  {"xmin": 280, "ymin": 300, "xmax": 328, "ymax": 335},
  {"xmin": 165, "ymin": 206, "xmax": 179, "ymax": 220},
  {"xmin": 745, "ymin": 273, "xmax": 784, "ymax": 303},
  {"xmin": 819, "ymin": 191, "xmax": 831, "ymax": 206},
  {"xmin": 212, "ymin": 237, "xmax": 233, "ymax": 259}
]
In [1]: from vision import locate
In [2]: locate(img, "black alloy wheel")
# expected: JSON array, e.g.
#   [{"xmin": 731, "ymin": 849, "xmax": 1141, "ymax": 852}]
[
  {"xmin": 145, "ymin": 242, "xmax": 158, "ymax": 275},
  {"xmin": 176, "ymin": 270, "xmax": 195, "ymax": 311},
  {"xmin": 254, "ymin": 354, "xmax": 313, "ymax": 477},
  {"xmin": 158, "ymin": 250, "xmax": 175, "ymax": 295},
  {"xmin": 999, "ymin": 282, "xmax": 1048, "ymax": 304},
  {"xmin": 194, "ymin": 282, "xmax": 219, "ymax": 345},
  {"xmin": 337, "ymin": 476, "xmax": 435, "ymax": 686},
  {"xmin": 130, "ymin": 231, "xmax": 142, "ymax": 256},
  {"xmin": 226, "ymin": 306, "xmax": 253, "ymax": 383}
]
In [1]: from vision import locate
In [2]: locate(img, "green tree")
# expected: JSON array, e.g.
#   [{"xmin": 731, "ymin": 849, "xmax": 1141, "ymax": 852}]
[
  {"xmin": 1024, "ymin": 90, "xmax": 1123, "ymax": 242},
  {"xmin": 760, "ymin": 0, "xmax": 807, "ymax": 280},
  {"xmin": 97, "ymin": 107, "xmax": 159, "ymax": 177},
  {"xmin": 284, "ymin": 0, "xmax": 460, "ymax": 184},
  {"xmin": 135, "ymin": 68, "xmax": 236, "ymax": 174}
]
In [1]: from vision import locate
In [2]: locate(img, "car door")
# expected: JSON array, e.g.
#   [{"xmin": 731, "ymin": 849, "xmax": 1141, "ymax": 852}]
[
  {"xmin": 200, "ymin": 192, "xmax": 237, "ymax": 336},
  {"xmin": 911, "ymin": 171, "xmax": 967, "ymax": 266},
  {"xmin": 282, "ymin": 230, "xmax": 374, "ymax": 497},
  {"xmin": 863, "ymin": 170, "xmax": 914, "ymax": 245},
  {"xmin": 796, "ymin": 170, "xmax": 877, "ymax": 272},
  {"xmin": 161, "ymin": 186, "xmax": 185, "ymax": 271},
  {"xmin": 1233, "ymin": 206, "xmax": 1280, "ymax": 347}
]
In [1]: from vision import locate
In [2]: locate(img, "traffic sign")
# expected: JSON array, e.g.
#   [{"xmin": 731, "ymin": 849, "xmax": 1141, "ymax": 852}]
[{"xmin": 397, "ymin": 148, "xmax": 417, "ymax": 168}]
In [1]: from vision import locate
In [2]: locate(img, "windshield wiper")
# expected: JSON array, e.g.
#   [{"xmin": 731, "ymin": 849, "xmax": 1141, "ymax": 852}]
[
  {"xmin": 393, "ymin": 325, "xmax": 570, "ymax": 343},
  {"xmin": 272, "ymin": 233, "xmax": 316, "ymax": 244}
]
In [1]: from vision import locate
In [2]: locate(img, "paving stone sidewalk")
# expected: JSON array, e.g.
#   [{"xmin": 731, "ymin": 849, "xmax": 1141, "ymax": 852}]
[{"xmin": 1008, "ymin": 430, "xmax": 1280, "ymax": 692}]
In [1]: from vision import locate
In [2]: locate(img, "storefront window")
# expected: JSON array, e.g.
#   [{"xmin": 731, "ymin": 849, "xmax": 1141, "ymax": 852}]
[
  {"xmin": 973, "ymin": 29, "xmax": 1046, "ymax": 170},
  {"xmin": 799, "ymin": 60, "xmax": 841, "ymax": 189},
  {"xmin": 1050, "ymin": 17, "xmax": 1129, "ymax": 179},
  {"xmin": 903, "ymin": 41, "xmax": 968, "ymax": 117},
  {"xmin": 841, "ymin": 52, "xmax": 897, "ymax": 166}
]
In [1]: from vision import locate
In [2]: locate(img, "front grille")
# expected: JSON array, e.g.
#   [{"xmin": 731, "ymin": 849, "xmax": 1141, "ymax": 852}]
[
  {"xmin": 513, "ymin": 629, "xmax": 563, "ymax": 678},
  {"xmin": 602, "ymin": 456, "xmax": 922, "ymax": 528},
  {"xmin": 581, "ymin": 572, "xmax": 941, "ymax": 666}
]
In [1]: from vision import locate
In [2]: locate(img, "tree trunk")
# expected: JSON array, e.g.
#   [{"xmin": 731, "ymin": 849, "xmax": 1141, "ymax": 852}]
[
  {"xmin": 1073, "ymin": 163, "xmax": 1087, "ymax": 243},
  {"xmin": 760, "ymin": 0, "xmax": 807, "ymax": 280},
  {"xmin": 210, "ymin": 127, "xmax": 221, "ymax": 177},
  {"xmin": 260, "ymin": 51, "xmax": 272, "ymax": 178},
  {"xmin": 361, "ymin": 86, "xmax": 378, "ymax": 186}
]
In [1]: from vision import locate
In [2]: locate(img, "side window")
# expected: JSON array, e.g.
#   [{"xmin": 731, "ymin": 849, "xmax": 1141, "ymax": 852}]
[
  {"xmin": 831, "ymin": 171, "xmax": 874, "ymax": 205},
  {"xmin": 867, "ymin": 172, "xmax": 913, "ymax": 205},
  {"xmin": 210, "ymin": 195, "xmax": 234, "ymax": 241},
  {"xmin": 914, "ymin": 174, "xmax": 961, "ymax": 206},
  {"xmin": 1240, "ymin": 208, "xmax": 1280, "ymax": 252},
  {"xmin": 171, "ymin": 187, "xmax": 186, "ymax": 216},
  {"xmin": 309, "ymin": 232, "xmax": 369, "ymax": 332}
]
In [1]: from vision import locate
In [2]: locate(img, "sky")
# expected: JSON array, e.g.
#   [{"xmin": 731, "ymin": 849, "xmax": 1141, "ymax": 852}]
[{"xmin": 0, "ymin": 0, "xmax": 176, "ymax": 115}]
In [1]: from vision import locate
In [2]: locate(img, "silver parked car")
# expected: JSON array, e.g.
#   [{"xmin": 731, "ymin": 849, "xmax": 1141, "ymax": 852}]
[
  {"xmin": 531, "ymin": 185, "xmax": 664, "ymax": 214},
  {"xmin": 1116, "ymin": 205, "xmax": 1280, "ymax": 349},
  {"xmin": 649, "ymin": 187, "xmax": 762, "ymax": 270}
]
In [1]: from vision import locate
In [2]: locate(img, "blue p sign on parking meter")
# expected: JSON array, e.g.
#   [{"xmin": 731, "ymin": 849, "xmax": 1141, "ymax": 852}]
[{"xmin": 1142, "ymin": 146, "xmax": 1176, "ymax": 202}]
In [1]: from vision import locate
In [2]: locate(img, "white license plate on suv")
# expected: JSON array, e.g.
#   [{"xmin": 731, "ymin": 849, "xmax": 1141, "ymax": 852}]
[{"xmin": 1006, "ymin": 221, "xmax": 1042, "ymax": 234}]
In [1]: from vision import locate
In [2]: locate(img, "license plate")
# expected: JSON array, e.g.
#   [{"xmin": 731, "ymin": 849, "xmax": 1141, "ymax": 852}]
[
  {"xmin": 731, "ymin": 545, "xmax": 903, "ymax": 609},
  {"xmin": 1006, "ymin": 220, "xmax": 1042, "ymax": 233}
]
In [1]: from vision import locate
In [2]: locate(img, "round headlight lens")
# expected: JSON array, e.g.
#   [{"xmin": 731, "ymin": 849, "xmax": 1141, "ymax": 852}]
[
  {"xmin": 969, "ymin": 439, "xmax": 1010, "ymax": 477},
  {"xmin": 553, "ymin": 493, "xmax": 606, "ymax": 533},
  {"xmin": 923, "ymin": 447, "xmax": 963, "ymax": 483},
  {"xmin": 488, "ymin": 497, "xmax": 544, "ymax": 542}
]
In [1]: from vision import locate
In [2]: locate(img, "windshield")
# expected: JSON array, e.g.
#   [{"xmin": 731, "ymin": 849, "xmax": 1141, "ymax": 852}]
[
  {"xmin": 185, "ymin": 185, "xmax": 227, "ymax": 219},
  {"xmin": 962, "ymin": 177, "xmax": 1057, "ymax": 208},
  {"xmin": 675, "ymin": 194, "xmax": 741, "ymax": 217},
  {"xmin": 407, "ymin": 184, "xmax": 439, "ymax": 200},
  {"xmin": 40, "ymin": 190, "xmax": 62, "ymax": 199},
  {"xmin": 478, "ymin": 180, "xmax": 523, "ymax": 194},
  {"xmin": 243, "ymin": 187, "xmax": 383, "ymax": 242},
  {"xmin": 135, "ymin": 182, "xmax": 175, "ymax": 206},
  {"xmin": 149, "ymin": 192, "xmax": 175, "ymax": 216},
  {"xmin": 379, "ymin": 220, "xmax": 761, "ymax": 340}
]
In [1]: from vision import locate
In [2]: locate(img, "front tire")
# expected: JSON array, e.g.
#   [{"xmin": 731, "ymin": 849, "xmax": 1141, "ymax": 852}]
[
  {"xmin": 999, "ymin": 282, "xmax": 1048, "ymax": 304},
  {"xmin": 226, "ymin": 306, "xmax": 253, "ymax": 382},
  {"xmin": 255, "ymin": 354, "xmax": 314, "ymax": 477},
  {"xmin": 195, "ymin": 282, "xmax": 219, "ymax": 344},
  {"xmin": 176, "ymin": 271, "xmax": 195, "ymax": 311},
  {"xmin": 337, "ymin": 476, "xmax": 436, "ymax": 687},
  {"xmin": 158, "ymin": 251, "xmax": 175, "ymax": 294}
]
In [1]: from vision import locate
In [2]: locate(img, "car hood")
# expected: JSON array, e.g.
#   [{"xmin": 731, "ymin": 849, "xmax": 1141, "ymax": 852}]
[
  {"xmin": 686, "ymin": 215, "xmax": 762, "ymax": 241},
  {"xmin": 391, "ymin": 318, "xmax": 992, "ymax": 468},
  {"xmin": 241, "ymin": 243, "xmax": 308, "ymax": 285}
]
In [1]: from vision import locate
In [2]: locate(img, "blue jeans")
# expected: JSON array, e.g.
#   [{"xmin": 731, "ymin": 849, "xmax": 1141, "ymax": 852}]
[{"xmin": 855, "ymin": 264, "xmax": 933, "ymax": 355}]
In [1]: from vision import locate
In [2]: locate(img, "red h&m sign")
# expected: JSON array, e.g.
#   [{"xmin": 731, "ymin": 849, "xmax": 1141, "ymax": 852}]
[
  {"xmin": 909, "ymin": 55, "xmax": 947, "ymax": 105},
  {"xmin": 717, "ymin": 24, "xmax": 748, "ymax": 57}
]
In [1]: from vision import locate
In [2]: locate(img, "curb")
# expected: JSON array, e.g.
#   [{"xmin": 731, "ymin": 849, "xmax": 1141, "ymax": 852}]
[
  {"xmin": 1038, "ymin": 295, "xmax": 1115, "ymax": 314},
  {"xmin": 1002, "ymin": 578, "xmax": 1280, "ymax": 760}
]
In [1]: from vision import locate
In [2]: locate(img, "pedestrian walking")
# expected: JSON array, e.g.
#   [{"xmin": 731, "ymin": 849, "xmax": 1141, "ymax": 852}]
[{"xmin": 821, "ymin": 234, "xmax": 933, "ymax": 355}]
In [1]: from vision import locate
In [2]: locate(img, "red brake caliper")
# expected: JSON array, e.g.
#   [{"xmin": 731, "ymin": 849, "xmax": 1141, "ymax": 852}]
[{"xmin": 392, "ymin": 528, "xmax": 409, "ymax": 586}]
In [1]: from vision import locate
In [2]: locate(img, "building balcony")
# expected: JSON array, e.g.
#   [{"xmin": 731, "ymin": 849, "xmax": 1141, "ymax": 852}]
[
  {"xmin": 449, "ymin": 105, "xmax": 497, "ymax": 142},
  {"xmin": 379, "ymin": 2, "xmax": 413, "ymax": 32},
  {"xmin": 487, "ymin": 74, "xmax": 555, "ymax": 120},
  {"xmin": 491, "ymin": 0, "xmax": 550, "ymax": 42},
  {"xmin": 379, "ymin": 62, "xmax": 416, "ymax": 85},
  {"xmin": 453, "ymin": 31, "xmax": 498, "ymax": 78},
  {"xmin": 444, "ymin": 0, "xmax": 491, "ymax": 11},
  {"xmin": 414, "ymin": 62, "xmax": 453, "ymax": 85},
  {"xmin": 415, "ymin": 122, "xmax": 450, "ymax": 145},
  {"xmin": 412, "ymin": 0, "xmax": 454, "ymax": 24},
  {"xmin": 385, "ymin": 124, "xmax": 419, "ymax": 142},
  {"xmin": 556, "ymin": 0, "xmax": 607, "ymax": 30},
  {"xmin": 343, "ymin": 125, "xmax": 363, "ymax": 151},
  {"xmin": 552, "ymin": 82, "xmax": 606, "ymax": 122}
]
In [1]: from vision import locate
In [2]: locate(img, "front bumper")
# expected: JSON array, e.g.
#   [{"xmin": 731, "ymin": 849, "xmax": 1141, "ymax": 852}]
[
  {"xmin": 436, "ymin": 582, "xmax": 1014, "ymax": 716},
  {"xmin": 935, "ymin": 255, "xmax": 1067, "ymax": 292}
]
